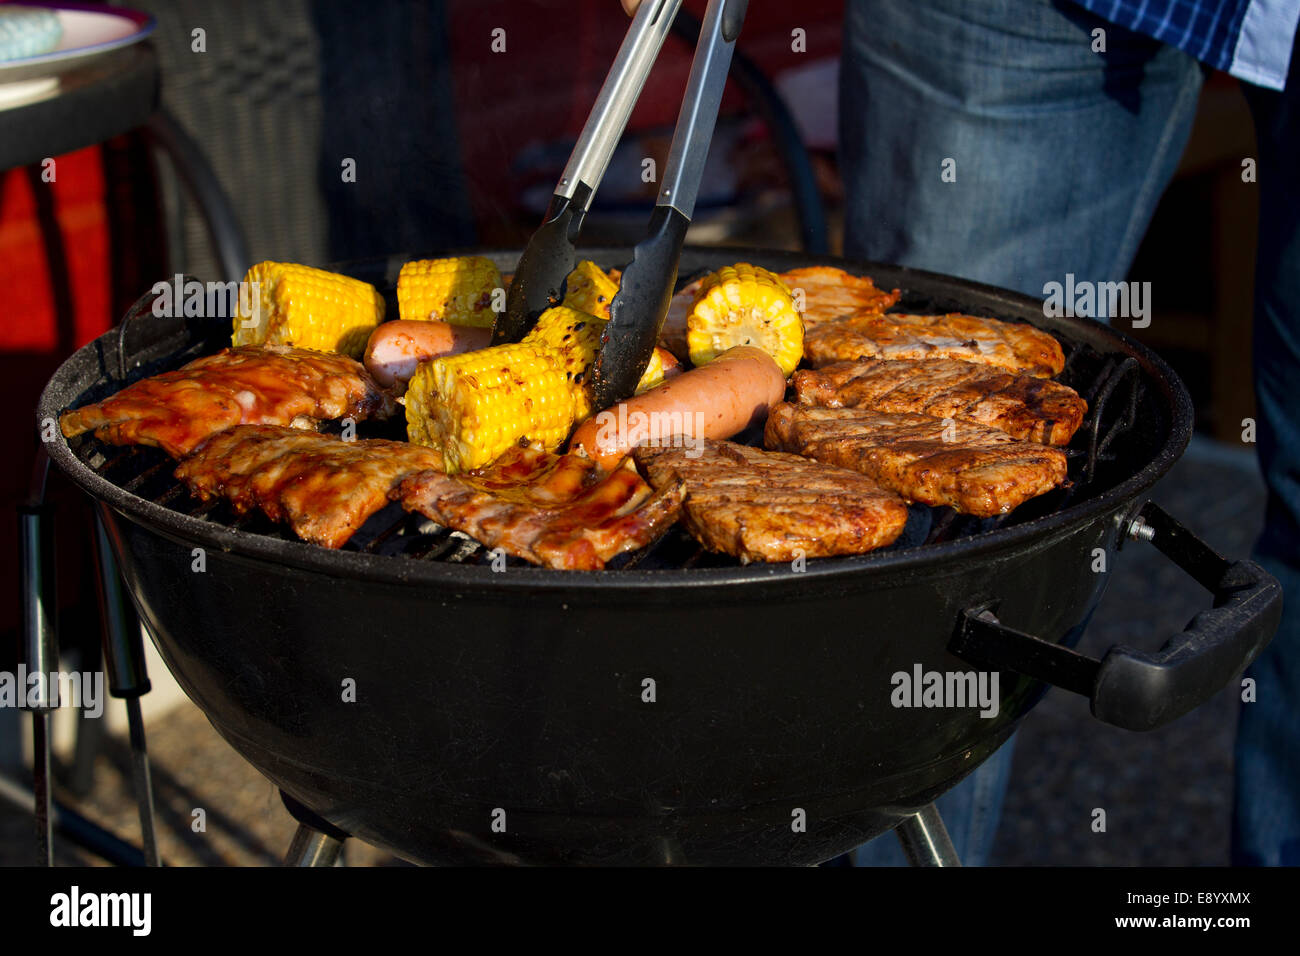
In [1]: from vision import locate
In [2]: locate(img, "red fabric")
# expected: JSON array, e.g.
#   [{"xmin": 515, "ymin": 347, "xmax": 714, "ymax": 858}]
[
  {"xmin": 0, "ymin": 146, "xmax": 112, "ymax": 351},
  {"xmin": 1, "ymin": 146, "xmax": 113, "ymax": 637}
]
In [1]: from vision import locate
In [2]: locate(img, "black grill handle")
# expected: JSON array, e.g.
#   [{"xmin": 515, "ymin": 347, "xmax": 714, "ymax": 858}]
[{"xmin": 951, "ymin": 501, "xmax": 1282, "ymax": 731}]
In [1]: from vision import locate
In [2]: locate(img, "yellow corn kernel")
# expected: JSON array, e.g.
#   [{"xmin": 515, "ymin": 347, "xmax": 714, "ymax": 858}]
[
  {"xmin": 634, "ymin": 347, "xmax": 672, "ymax": 395},
  {"xmin": 522, "ymin": 305, "xmax": 605, "ymax": 420},
  {"xmin": 231, "ymin": 261, "xmax": 384, "ymax": 358},
  {"xmin": 523, "ymin": 305, "xmax": 666, "ymax": 419},
  {"xmin": 561, "ymin": 260, "xmax": 620, "ymax": 319},
  {"xmin": 397, "ymin": 256, "xmax": 502, "ymax": 327},
  {"xmin": 405, "ymin": 343, "xmax": 575, "ymax": 473},
  {"xmin": 686, "ymin": 263, "xmax": 804, "ymax": 375}
]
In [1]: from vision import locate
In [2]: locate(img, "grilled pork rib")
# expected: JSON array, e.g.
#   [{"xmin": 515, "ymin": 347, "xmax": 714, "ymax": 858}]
[
  {"xmin": 60, "ymin": 345, "xmax": 395, "ymax": 458},
  {"xmin": 791, "ymin": 358, "xmax": 1087, "ymax": 446},
  {"xmin": 776, "ymin": 266, "xmax": 901, "ymax": 328},
  {"xmin": 765, "ymin": 403, "xmax": 1068, "ymax": 517},
  {"xmin": 633, "ymin": 440, "xmax": 908, "ymax": 563},
  {"xmin": 396, "ymin": 446, "xmax": 683, "ymax": 570},
  {"xmin": 804, "ymin": 312, "xmax": 1066, "ymax": 378},
  {"xmin": 175, "ymin": 425, "xmax": 442, "ymax": 548}
]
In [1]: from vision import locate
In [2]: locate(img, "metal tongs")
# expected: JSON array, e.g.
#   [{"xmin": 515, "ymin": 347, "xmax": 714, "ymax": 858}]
[{"xmin": 493, "ymin": 0, "xmax": 749, "ymax": 408}]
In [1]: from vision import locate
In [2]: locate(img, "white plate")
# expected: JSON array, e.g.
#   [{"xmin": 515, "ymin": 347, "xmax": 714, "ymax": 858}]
[{"xmin": 0, "ymin": 3, "xmax": 155, "ymax": 85}]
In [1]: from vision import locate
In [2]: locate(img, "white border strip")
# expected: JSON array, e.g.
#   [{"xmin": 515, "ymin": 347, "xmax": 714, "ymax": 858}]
[{"xmin": 1229, "ymin": 0, "xmax": 1300, "ymax": 89}]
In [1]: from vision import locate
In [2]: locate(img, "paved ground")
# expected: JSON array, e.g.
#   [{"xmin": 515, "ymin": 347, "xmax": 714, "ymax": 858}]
[{"xmin": 0, "ymin": 436, "xmax": 1269, "ymax": 866}]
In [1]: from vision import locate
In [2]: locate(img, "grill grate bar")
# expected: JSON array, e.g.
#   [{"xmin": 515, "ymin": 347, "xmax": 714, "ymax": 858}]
[
  {"xmin": 1081, "ymin": 356, "xmax": 1140, "ymax": 487},
  {"xmin": 361, "ymin": 512, "xmax": 414, "ymax": 554},
  {"xmin": 120, "ymin": 458, "xmax": 171, "ymax": 495}
]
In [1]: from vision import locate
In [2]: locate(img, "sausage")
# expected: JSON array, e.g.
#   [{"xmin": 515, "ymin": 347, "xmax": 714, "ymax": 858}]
[
  {"xmin": 364, "ymin": 320, "xmax": 492, "ymax": 388},
  {"xmin": 569, "ymin": 345, "xmax": 787, "ymax": 471}
]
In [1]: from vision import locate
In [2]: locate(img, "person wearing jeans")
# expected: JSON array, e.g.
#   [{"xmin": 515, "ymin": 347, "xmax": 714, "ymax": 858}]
[{"xmin": 839, "ymin": 0, "xmax": 1300, "ymax": 866}]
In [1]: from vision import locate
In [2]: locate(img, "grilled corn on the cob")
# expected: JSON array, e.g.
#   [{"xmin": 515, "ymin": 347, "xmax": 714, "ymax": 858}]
[
  {"xmin": 522, "ymin": 306, "xmax": 669, "ymax": 418},
  {"xmin": 686, "ymin": 263, "xmax": 804, "ymax": 375},
  {"xmin": 231, "ymin": 261, "xmax": 385, "ymax": 359},
  {"xmin": 407, "ymin": 305, "xmax": 667, "ymax": 472},
  {"xmin": 560, "ymin": 260, "xmax": 620, "ymax": 319},
  {"xmin": 406, "ymin": 344, "xmax": 576, "ymax": 473},
  {"xmin": 397, "ymin": 256, "xmax": 503, "ymax": 327},
  {"xmin": 521, "ymin": 305, "xmax": 605, "ymax": 421}
]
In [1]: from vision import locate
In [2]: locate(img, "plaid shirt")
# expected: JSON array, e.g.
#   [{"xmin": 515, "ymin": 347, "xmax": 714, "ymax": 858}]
[{"xmin": 1071, "ymin": 0, "xmax": 1300, "ymax": 88}]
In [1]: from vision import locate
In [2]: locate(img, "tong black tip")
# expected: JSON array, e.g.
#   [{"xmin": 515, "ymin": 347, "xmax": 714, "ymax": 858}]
[
  {"xmin": 494, "ymin": 190, "xmax": 589, "ymax": 344},
  {"xmin": 589, "ymin": 205, "xmax": 690, "ymax": 408}
]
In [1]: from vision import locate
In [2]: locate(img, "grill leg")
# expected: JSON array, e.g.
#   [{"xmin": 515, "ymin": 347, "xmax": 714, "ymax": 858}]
[
  {"xmin": 95, "ymin": 514, "xmax": 161, "ymax": 867},
  {"xmin": 284, "ymin": 824, "xmax": 345, "ymax": 867},
  {"xmin": 893, "ymin": 803, "xmax": 962, "ymax": 867},
  {"xmin": 280, "ymin": 791, "xmax": 349, "ymax": 867}
]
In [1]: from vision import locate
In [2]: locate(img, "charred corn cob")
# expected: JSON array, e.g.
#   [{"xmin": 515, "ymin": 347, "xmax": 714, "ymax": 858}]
[
  {"xmin": 231, "ymin": 261, "xmax": 384, "ymax": 359},
  {"xmin": 407, "ymin": 306, "xmax": 666, "ymax": 472},
  {"xmin": 560, "ymin": 260, "xmax": 620, "ymax": 319},
  {"xmin": 405, "ymin": 344, "xmax": 575, "ymax": 473},
  {"xmin": 686, "ymin": 263, "xmax": 804, "ymax": 375},
  {"xmin": 397, "ymin": 256, "xmax": 502, "ymax": 327},
  {"xmin": 523, "ymin": 306, "xmax": 666, "ymax": 419},
  {"xmin": 521, "ymin": 306, "xmax": 605, "ymax": 421}
]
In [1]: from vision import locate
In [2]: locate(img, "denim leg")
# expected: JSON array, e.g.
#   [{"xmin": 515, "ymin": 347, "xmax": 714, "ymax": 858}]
[
  {"xmin": 1233, "ymin": 48, "xmax": 1300, "ymax": 867},
  {"xmin": 839, "ymin": 0, "xmax": 1203, "ymax": 865},
  {"xmin": 839, "ymin": 0, "xmax": 1204, "ymax": 297}
]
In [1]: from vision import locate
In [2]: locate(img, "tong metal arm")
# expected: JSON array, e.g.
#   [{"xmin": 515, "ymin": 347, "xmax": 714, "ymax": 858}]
[{"xmin": 495, "ymin": 0, "xmax": 750, "ymax": 408}]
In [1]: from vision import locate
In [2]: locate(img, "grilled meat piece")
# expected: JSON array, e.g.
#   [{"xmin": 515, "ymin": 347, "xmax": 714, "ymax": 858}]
[
  {"xmin": 175, "ymin": 425, "xmax": 442, "ymax": 549},
  {"xmin": 804, "ymin": 312, "xmax": 1065, "ymax": 378},
  {"xmin": 633, "ymin": 440, "xmax": 908, "ymax": 563},
  {"xmin": 396, "ymin": 446, "xmax": 684, "ymax": 570},
  {"xmin": 659, "ymin": 276, "xmax": 704, "ymax": 361},
  {"xmin": 60, "ymin": 345, "xmax": 395, "ymax": 458},
  {"xmin": 765, "ymin": 403, "xmax": 1068, "ymax": 517},
  {"xmin": 791, "ymin": 358, "xmax": 1087, "ymax": 446},
  {"xmin": 776, "ymin": 266, "xmax": 901, "ymax": 328}
]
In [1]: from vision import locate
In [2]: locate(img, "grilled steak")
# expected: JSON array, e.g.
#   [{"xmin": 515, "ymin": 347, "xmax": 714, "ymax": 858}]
[
  {"xmin": 396, "ymin": 446, "xmax": 683, "ymax": 570},
  {"xmin": 175, "ymin": 425, "xmax": 442, "ymax": 549},
  {"xmin": 633, "ymin": 440, "xmax": 908, "ymax": 563},
  {"xmin": 791, "ymin": 358, "xmax": 1087, "ymax": 445},
  {"xmin": 765, "ymin": 403, "xmax": 1068, "ymax": 517},
  {"xmin": 60, "ymin": 345, "xmax": 395, "ymax": 458},
  {"xmin": 776, "ymin": 266, "xmax": 901, "ymax": 328},
  {"xmin": 804, "ymin": 312, "xmax": 1066, "ymax": 378}
]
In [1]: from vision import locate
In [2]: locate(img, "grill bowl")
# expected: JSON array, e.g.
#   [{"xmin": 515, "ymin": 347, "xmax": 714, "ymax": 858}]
[{"xmin": 40, "ymin": 248, "xmax": 1193, "ymax": 865}]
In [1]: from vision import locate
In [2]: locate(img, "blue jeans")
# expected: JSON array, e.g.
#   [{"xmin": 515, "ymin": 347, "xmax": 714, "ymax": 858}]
[
  {"xmin": 1233, "ymin": 56, "xmax": 1300, "ymax": 867},
  {"xmin": 839, "ymin": 0, "xmax": 1208, "ymax": 865}
]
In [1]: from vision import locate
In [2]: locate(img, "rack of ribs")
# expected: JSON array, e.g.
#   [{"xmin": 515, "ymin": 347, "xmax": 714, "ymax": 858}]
[
  {"xmin": 60, "ymin": 345, "xmax": 396, "ymax": 458},
  {"xmin": 396, "ymin": 446, "xmax": 684, "ymax": 570},
  {"xmin": 175, "ymin": 425, "xmax": 442, "ymax": 548}
]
